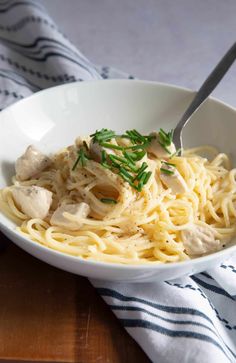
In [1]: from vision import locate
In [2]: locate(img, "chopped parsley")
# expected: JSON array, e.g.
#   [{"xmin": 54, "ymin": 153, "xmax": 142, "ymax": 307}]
[
  {"xmin": 71, "ymin": 127, "xmax": 175, "ymax": 191},
  {"xmin": 158, "ymin": 128, "xmax": 174, "ymax": 154},
  {"xmin": 100, "ymin": 198, "xmax": 117, "ymax": 204},
  {"xmin": 160, "ymin": 160, "xmax": 176, "ymax": 175},
  {"xmin": 160, "ymin": 167, "xmax": 175, "ymax": 175},
  {"xmin": 162, "ymin": 161, "xmax": 176, "ymax": 167},
  {"xmin": 72, "ymin": 148, "xmax": 90, "ymax": 170},
  {"xmin": 90, "ymin": 128, "xmax": 116, "ymax": 143}
]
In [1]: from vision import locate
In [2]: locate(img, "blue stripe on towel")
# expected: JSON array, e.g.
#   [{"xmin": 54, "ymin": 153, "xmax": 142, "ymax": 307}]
[
  {"xmin": 0, "ymin": 53, "xmax": 78, "ymax": 83},
  {"xmin": 0, "ymin": 0, "xmax": 43, "ymax": 13},
  {"xmin": 0, "ymin": 15, "xmax": 56, "ymax": 32},
  {"xmin": 121, "ymin": 318, "xmax": 234, "ymax": 361},
  {"xmin": 97, "ymin": 287, "xmax": 215, "ymax": 323},
  {"xmin": 221, "ymin": 264, "xmax": 236, "ymax": 273},
  {"xmin": 110, "ymin": 304, "xmax": 218, "ymax": 336},
  {"xmin": 191, "ymin": 276, "xmax": 235, "ymax": 300}
]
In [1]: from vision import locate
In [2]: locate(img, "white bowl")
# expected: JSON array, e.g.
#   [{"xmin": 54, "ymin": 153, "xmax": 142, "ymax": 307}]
[{"xmin": 0, "ymin": 80, "xmax": 236, "ymax": 282}]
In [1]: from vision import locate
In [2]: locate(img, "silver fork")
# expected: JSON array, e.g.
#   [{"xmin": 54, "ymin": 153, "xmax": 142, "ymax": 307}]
[{"xmin": 173, "ymin": 43, "xmax": 236, "ymax": 153}]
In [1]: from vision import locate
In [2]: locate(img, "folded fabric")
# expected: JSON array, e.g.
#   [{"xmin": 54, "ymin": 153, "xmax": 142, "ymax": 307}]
[{"xmin": 0, "ymin": 1, "xmax": 235, "ymax": 362}]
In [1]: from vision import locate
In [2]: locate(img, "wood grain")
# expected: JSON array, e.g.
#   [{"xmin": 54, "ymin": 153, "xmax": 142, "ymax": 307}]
[{"xmin": 0, "ymin": 233, "xmax": 150, "ymax": 363}]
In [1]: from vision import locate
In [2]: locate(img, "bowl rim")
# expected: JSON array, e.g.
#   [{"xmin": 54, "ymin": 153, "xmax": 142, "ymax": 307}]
[{"xmin": 0, "ymin": 78, "xmax": 236, "ymax": 271}]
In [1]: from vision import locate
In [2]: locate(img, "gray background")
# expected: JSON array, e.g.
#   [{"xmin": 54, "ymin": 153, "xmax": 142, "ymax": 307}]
[{"xmin": 41, "ymin": 0, "xmax": 236, "ymax": 106}]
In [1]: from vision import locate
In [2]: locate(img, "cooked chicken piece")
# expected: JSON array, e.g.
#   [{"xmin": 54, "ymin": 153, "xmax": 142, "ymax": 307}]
[
  {"xmin": 12, "ymin": 186, "xmax": 52, "ymax": 219},
  {"xmin": 90, "ymin": 140, "xmax": 115, "ymax": 163},
  {"xmin": 15, "ymin": 145, "xmax": 51, "ymax": 181},
  {"xmin": 147, "ymin": 132, "xmax": 176, "ymax": 159},
  {"xmin": 75, "ymin": 136, "xmax": 85, "ymax": 148},
  {"xmin": 75, "ymin": 136, "xmax": 91, "ymax": 149},
  {"xmin": 116, "ymin": 137, "xmax": 131, "ymax": 148},
  {"xmin": 181, "ymin": 224, "xmax": 221, "ymax": 256},
  {"xmin": 160, "ymin": 164, "xmax": 188, "ymax": 194},
  {"xmin": 50, "ymin": 203, "xmax": 90, "ymax": 230}
]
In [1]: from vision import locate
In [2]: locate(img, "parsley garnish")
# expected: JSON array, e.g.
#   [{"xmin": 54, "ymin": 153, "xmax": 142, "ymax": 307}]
[
  {"xmin": 162, "ymin": 161, "xmax": 176, "ymax": 167},
  {"xmin": 160, "ymin": 160, "xmax": 176, "ymax": 175},
  {"xmin": 90, "ymin": 129, "xmax": 116, "ymax": 143},
  {"xmin": 133, "ymin": 162, "xmax": 148, "ymax": 181},
  {"xmin": 158, "ymin": 128, "xmax": 174, "ymax": 154},
  {"xmin": 72, "ymin": 148, "xmax": 90, "ymax": 170},
  {"xmin": 83, "ymin": 141, "xmax": 89, "ymax": 151},
  {"xmin": 160, "ymin": 167, "xmax": 175, "ymax": 175},
  {"xmin": 85, "ymin": 128, "xmax": 174, "ymax": 191},
  {"xmin": 144, "ymin": 171, "xmax": 152, "ymax": 184},
  {"xmin": 100, "ymin": 142, "xmax": 124, "ymax": 150},
  {"xmin": 100, "ymin": 198, "xmax": 117, "ymax": 204}
]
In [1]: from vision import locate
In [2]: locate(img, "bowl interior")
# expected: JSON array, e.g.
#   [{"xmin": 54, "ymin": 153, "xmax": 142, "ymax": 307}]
[{"xmin": 1, "ymin": 79, "xmax": 236, "ymax": 249}]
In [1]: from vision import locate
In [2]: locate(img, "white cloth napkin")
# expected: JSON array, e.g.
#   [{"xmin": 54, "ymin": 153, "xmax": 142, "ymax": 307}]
[{"xmin": 0, "ymin": 1, "xmax": 235, "ymax": 362}]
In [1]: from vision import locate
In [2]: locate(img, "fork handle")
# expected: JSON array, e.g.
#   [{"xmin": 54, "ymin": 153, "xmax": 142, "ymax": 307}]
[{"xmin": 173, "ymin": 42, "xmax": 236, "ymax": 151}]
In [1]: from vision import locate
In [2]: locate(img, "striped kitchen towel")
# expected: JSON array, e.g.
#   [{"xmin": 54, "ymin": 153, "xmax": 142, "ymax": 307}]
[{"xmin": 0, "ymin": 1, "xmax": 235, "ymax": 362}]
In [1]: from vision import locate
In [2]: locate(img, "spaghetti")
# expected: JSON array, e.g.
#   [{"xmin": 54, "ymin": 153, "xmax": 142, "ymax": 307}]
[{"xmin": 0, "ymin": 129, "xmax": 236, "ymax": 264}]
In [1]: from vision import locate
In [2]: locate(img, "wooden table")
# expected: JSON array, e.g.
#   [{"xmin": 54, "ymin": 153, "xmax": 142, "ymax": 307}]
[{"xmin": 0, "ymin": 233, "xmax": 150, "ymax": 363}]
